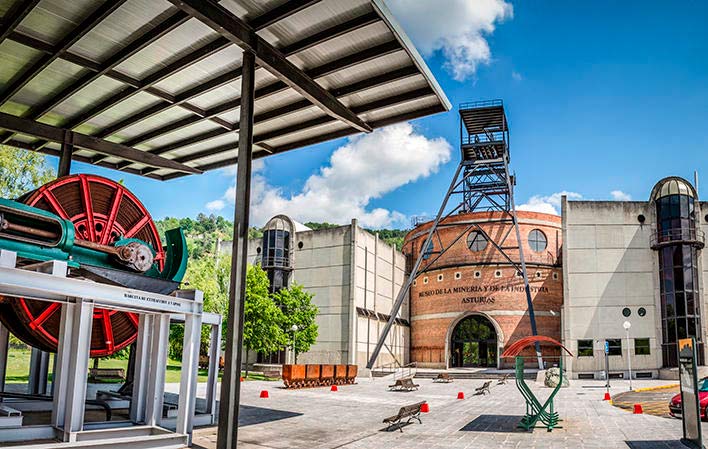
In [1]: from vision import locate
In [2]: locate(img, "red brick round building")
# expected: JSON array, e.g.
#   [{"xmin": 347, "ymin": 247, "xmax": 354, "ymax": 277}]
[{"xmin": 404, "ymin": 210, "xmax": 563, "ymax": 369}]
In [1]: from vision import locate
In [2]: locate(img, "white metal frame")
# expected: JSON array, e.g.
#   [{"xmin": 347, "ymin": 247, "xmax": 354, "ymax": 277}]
[{"xmin": 0, "ymin": 250, "xmax": 218, "ymax": 447}]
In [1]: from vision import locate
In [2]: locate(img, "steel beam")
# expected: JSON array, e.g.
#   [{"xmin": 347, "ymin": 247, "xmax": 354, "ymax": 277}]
[
  {"xmin": 167, "ymin": 0, "xmax": 371, "ymax": 133},
  {"xmin": 130, "ymin": 314, "xmax": 152, "ymax": 424},
  {"xmin": 144, "ymin": 314, "xmax": 169, "ymax": 427},
  {"xmin": 0, "ymin": 1, "xmax": 125, "ymax": 106},
  {"xmin": 0, "ymin": 323, "xmax": 8, "ymax": 396},
  {"xmin": 57, "ymin": 138, "xmax": 73, "ymax": 177},
  {"xmin": 96, "ymin": 11, "xmax": 379, "ymax": 142},
  {"xmin": 367, "ymin": 164, "xmax": 463, "ymax": 369},
  {"xmin": 205, "ymin": 321, "xmax": 222, "ymax": 421},
  {"xmin": 60, "ymin": 298, "xmax": 94, "ymax": 441},
  {"xmin": 160, "ymin": 105, "xmax": 446, "ymax": 180},
  {"xmin": 29, "ymin": 12, "xmax": 189, "ymax": 120},
  {"xmin": 0, "ymin": 112, "xmax": 201, "ymax": 174},
  {"xmin": 140, "ymin": 62, "xmax": 415, "ymax": 162},
  {"xmin": 217, "ymin": 50, "xmax": 255, "ymax": 449},
  {"xmin": 27, "ymin": 347, "xmax": 50, "ymax": 395},
  {"xmin": 176, "ymin": 311, "xmax": 202, "ymax": 440},
  {"xmin": 0, "ymin": 0, "xmax": 40, "ymax": 43}
]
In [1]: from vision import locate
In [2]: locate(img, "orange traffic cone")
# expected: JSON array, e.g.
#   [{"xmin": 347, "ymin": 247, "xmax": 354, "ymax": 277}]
[
  {"xmin": 420, "ymin": 403, "xmax": 430, "ymax": 413},
  {"xmin": 259, "ymin": 390, "xmax": 269, "ymax": 398},
  {"xmin": 457, "ymin": 392, "xmax": 465, "ymax": 400},
  {"xmin": 603, "ymin": 392, "xmax": 611, "ymax": 401},
  {"xmin": 633, "ymin": 403, "xmax": 643, "ymax": 414},
  {"xmin": 331, "ymin": 385, "xmax": 338, "ymax": 392}
]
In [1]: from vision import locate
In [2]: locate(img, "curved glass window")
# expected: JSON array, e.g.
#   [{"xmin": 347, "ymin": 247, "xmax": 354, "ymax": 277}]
[
  {"xmin": 467, "ymin": 231, "xmax": 487, "ymax": 252},
  {"xmin": 656, "ymin": 192, "xmax": 702, "ymax": 367},
  {"xmin": 450, "ymin": 315, "xmax": 497, "ymax": 368},
  {"xmin": 261, "ymin": 229, "xmax": 290, "ymax": 268},
  {"xmin": 528, "ymin": 229, "xmax": 547, "ymax": 252}
]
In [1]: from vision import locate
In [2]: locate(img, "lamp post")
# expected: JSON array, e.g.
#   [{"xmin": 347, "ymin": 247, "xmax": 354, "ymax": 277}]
[
  {"xmin": 291, "ymin": 325, "xmax": 298, "ymax": 364},
  {"xmin": 623, "ymin": 320, "xmax": 633, "ymax": 391}
]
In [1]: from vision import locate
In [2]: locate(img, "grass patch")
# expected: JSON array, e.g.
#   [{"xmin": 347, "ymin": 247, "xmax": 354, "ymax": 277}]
[{"xmin": 4, "ymin": 347, "xmax": 221, "ymax": 384}]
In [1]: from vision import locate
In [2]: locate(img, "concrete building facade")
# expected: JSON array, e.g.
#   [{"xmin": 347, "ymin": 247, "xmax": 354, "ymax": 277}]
[
  {"xmin": 562, "ymin": 177, "xmax": 707, "ymax": 379},
  {"xmin": 404, "ymin": 210, "xmax": 563, "ymax": 369},
  {"xmin": 221, "ymin": 217, "xmax": 408, "ymax": 370}
]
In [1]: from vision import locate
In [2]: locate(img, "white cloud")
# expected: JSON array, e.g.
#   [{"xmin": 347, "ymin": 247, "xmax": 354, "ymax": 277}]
[
  {"xmin": 205, "ymin": 199, "xmax": 225, "ymax": 211},
  {"xmin": 518, "ymin": 191, "xmax": 583, "ymax": 215},
  {"xmin": 512, "ymin": 71, "xmax": 523, "ymax": 81},
  {"xmin": 387, "ymin": 0, "xmax": 513, "ymax": 81},
  {"xmin": 206, "ymin": 123, "xmax": 452, "ymax": 228},
  {"xmin": 610, "ymin": 190, "xmax": 631, "ymax": 201}
]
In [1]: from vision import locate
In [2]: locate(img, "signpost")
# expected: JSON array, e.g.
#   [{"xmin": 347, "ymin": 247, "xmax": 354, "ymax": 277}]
[
  {"xmin": 604, "ymin": 340, "xmax": 610, "ymax": 389},
  {"xmin": 678, "ymin": 337, "xmax": 704, "ymax": 449}
]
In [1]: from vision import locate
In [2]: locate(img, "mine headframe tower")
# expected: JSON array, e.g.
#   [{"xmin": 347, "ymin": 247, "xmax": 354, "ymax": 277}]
[{"xmin": 367, "ymin": 100, "xmax": 543, "ymax": 370}]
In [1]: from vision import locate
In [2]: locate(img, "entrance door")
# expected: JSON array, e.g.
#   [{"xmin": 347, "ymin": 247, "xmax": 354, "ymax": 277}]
[{"xmin": 450, "ymin": 315, "xmax": 498, "ymax": 368}]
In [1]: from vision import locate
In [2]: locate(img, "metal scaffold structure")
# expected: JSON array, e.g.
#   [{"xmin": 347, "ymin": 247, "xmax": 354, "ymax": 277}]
[{"xmin": 367, "ymin": 100, "xmax": 543, "ymax": 370}]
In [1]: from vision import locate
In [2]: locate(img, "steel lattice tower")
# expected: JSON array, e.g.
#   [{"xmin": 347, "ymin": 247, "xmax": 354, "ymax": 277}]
[{"xmin": 367, "ymin": 100, "xmax": 543, "ymax": 370}]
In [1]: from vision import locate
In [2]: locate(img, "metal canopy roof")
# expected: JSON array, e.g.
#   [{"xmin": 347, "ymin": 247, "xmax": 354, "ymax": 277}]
[{"xmin": 0, "ymin": 0, "xmax": 451, "ymax": 181}]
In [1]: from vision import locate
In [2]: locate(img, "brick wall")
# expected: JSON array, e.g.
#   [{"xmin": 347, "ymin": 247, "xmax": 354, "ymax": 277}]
[{"xmin": 406, "ymin": 211, "xmax": 563, "ymax": 368}]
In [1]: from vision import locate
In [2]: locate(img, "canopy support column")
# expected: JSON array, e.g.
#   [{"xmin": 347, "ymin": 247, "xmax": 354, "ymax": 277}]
[
  {"xmin": 57, "ymin": 132, "xmax": 74, "ymax": 177},
  {"xmin": 218, "ymin": 49, "xmax": 256, "ymax": 449}
]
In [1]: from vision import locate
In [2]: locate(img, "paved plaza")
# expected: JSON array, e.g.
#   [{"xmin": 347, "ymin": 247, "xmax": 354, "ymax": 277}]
[{"xmin": 190, "ymin": 377, "xmax": 700, "ymax": 449}]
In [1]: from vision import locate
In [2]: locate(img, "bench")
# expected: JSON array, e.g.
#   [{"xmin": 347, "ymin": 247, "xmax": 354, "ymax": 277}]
[
  {"xmin": 475, "ymin": 380, "xmax": 492, "ymax": 395},
  {"xmin": 497, "ymin": 373, "xmax": 510, "ymax": 385},
  {"xmin": 262, "ymin": 370, "xmax": 281, "ymax": 379},
  {"xmin": 382, "ymin": 401, "xmax": 425, "ymax": 432},
  {"xmin": 388, "ymin": 377, "xmax": 419, "ymax": 391},
  {"xmin": 433, "ymin": 373, "xmax": 453, "ymax": 383},
  {"xmin": 88, "ymin": 368, "xmax": 126, "ymax": 383}
]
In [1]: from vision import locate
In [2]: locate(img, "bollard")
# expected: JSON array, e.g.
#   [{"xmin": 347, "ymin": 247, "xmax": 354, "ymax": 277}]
[
  {"xmin": 603, "ymin": 392, "xmax": 611, "ymax": 401},
  {"xmin": 457, "ymin": 392, "xmax": 465, "ymax": 400},
  {"xmin": 633, "ymin": 403, "xmax": 643, "ymax": 414},
  {"xmin": 331, "ymin": 385, "xmax": 338, "ymax": 392},
  {"xmin": 259, "ymin": 390, "xmax": 269, "ymax": 398},
  {"xmin": 420, "ymin": 403, "xmax": 430, "ymax": 413}
]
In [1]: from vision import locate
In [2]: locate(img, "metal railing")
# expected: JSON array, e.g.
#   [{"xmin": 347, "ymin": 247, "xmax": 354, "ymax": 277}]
[
  {"xmin": 650, "ymin": 227, "xmax": 705, "ymax": 249},
  {"xmin": 261, "ymin": 254, "xmax": 294, "ymax": 269},
  {"xmin": 459, "ymin": 99, "xmax": 503, "ymax": 110}
]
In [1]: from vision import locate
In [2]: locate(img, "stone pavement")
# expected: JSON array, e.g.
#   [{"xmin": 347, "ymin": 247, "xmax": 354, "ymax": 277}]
[{"xmin": 191, "ymin": 377, "xmax": 701, "ymax": 449}]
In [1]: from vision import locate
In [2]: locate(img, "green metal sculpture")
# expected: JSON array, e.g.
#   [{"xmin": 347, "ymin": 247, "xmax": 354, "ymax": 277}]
[{"xmin": 501, "ymin": 335, "xmax": 572, "ymax": 432}]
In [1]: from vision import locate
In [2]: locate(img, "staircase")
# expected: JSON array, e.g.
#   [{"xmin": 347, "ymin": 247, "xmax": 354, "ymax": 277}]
[{"xmin": 414, "ymin": 369, "xmax": 536, "ymax": 380}]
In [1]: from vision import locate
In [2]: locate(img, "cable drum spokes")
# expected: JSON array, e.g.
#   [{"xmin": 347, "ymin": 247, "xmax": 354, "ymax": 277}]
[{"xmin": 0, "ymin": 174, "xmax": 164, "ymax": 357}]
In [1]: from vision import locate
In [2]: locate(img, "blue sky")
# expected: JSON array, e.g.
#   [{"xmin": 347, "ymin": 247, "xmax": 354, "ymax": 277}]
[{"xmin": 49, "ymin": 1, "xmax": 708, "ymax": 228}]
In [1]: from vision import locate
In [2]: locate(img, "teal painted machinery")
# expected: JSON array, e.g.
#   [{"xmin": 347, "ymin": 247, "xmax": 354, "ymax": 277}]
[{"xmin": 0, "ymin": 174, "xmax": 188, "ymax": 357}]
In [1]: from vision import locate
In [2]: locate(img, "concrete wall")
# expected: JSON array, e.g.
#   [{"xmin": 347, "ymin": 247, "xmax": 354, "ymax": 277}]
[
  {"xmin": 223, "ymin": 219, "xmax": 408, "ymax": 371},
  {"xmin": 562, "ymin": 198, "xmax": 661, "ymax": 378},
  {"xmin": 353, "ymin": 225, "xmax": 409, "ymax": 370}
]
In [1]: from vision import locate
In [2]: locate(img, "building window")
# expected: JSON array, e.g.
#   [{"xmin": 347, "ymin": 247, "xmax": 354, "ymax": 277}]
[
  {"xmin": 454, "ymin": 272, "xmax": 461, "ymax": 280},
  {"xmin": 552, "ymin": 272, "xmax": 559, "ymax": 280},
  {"xmin": 467, "ymin": 231, "xmax": 487, "ymax": 251},
  {"xmin": 535, "ymin": 271, "xmax": 542, "ymax": 278},
  {"xmin": 578, "ymin": 340, "xmax": 593, "ymax": 357},
  {"xmin": 494, "ymin": 270, "xmax": 502, "ymax": 278},
  {"xmin": 607, "ymin": 338, "xmax": 622, "ymax": 356},
  {"xmin": 635, "ymin": 338, "xmax": 651, "ymax": 355},
  {"xmin": 423, "ymin": 277, "xmax": 428, "ymax": 284},
  {"xmin": 474, "ymin": 271, "xmax": 481, "ymax": 278},
  {"xmin": 437, "ymin": 274, "xmax": 443, "ymax": 282},
  {"xmin": 528, "ymin": 229, "xmax": 547, "ymax": 252},
  {"xmin": 413, "ymin": 279, "xmax": 417, "ymax": 286},
  {"xmin": 421, "ymin": 240, "xmax": 434, "ymax": 259}
]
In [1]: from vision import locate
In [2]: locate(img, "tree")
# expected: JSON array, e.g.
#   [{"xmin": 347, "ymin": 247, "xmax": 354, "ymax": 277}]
[
  {"xmin": 169, "ymin": 254, "xmax": 230, "ymax": 360},
  {"xmin": 243, "ymin": 264, "xmax": 285, "ymax": 374},
  {"xmin": 0, "ymin": 146, "xmax": 55, "ymax": 198},
  {"xmin": 272, "ymin": 283, "xmax": 319, "ymax": 359}
]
